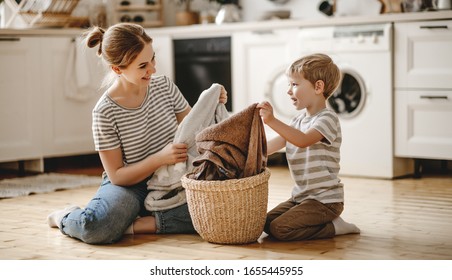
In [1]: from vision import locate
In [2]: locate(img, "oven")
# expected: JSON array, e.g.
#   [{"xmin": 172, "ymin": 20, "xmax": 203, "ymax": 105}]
[{"xmin": 173, "ymin": 36, "xmax": 232, "ymax": 112}]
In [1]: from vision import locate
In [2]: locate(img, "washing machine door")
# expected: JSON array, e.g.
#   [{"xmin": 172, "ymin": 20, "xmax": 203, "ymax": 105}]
[
  {"xmin": 265, "ymin": 67, "xmax": 298, "ymax": 121},
  {"xmin": 328, "ymin": 67, "xmax": 366, "ymax": 119}
]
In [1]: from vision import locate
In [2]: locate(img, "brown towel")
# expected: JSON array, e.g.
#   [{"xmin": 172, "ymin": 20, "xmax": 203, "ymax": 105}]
[{"xmin": 190, "ymin": 103, "xmax": 267, "ymax": 180}]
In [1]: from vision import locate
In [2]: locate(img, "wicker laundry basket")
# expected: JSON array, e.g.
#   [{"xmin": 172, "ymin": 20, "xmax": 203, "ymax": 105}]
[{"xmin": 181, "ymin": 168, "xmax": 270, "ymax": 244}]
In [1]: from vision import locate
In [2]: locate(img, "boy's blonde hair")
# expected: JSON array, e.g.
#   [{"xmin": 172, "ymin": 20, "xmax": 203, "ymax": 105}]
[{"xmin": 286, "ymin": 53, "xmax": 341, "ymax": 99}]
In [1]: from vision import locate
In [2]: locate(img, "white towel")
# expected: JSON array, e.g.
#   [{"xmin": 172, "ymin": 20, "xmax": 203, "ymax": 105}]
[
  {"xmin": 145, "ymin": 190, "xmax": 187, "ymax": 213},
  {"xmin": 145, "ymin": 83, "xmax": 229, "ymax": 211},
  {"xmin": 64, "ymin": 37, "xmax": 96, "ymax": 102}
]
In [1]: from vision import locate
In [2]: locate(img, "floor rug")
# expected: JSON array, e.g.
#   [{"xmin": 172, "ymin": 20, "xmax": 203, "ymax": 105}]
[{"xmin": 0, "ymin": 173, "xmax": 101, "ymax": 199}]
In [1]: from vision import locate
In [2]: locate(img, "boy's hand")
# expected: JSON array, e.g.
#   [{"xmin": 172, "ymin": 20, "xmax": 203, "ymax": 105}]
[
  {"xmin": 257, "ymin": 101, "xmax": 275, "ymax": 124},
  {"xmin": 219, "ymin": 85, "xmax": 228, "ymax": 104}
]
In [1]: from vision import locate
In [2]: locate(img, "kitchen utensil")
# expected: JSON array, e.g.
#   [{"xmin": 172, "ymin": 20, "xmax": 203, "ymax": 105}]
[
  {"xmin": 260, "ymin": 10, "xmax": 291, "ymax": 20},
  {"xmin": 437, "ymin": 0, "xmax": 451, "ymax": 9},
  {"xmin": 319, "ymin": 1, "xmax": 334, "ymax": 16},
  {"xmin": 402, "ymin": 0, "xmax": 438, "ymax": 11},
  {"xmin": 421, "ymin": 0, "xmax": 438, "ymax": 10},
  {"xmin": 402, "ymin": 0, "xmax": 421, "ymax": 11},
  {"xmin": 215, "ymin": 4, "xmax": 241, "ymax": 24}
]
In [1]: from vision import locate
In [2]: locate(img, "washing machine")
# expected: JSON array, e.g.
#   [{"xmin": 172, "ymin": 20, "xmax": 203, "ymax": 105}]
[
  {"xmin": 266, "ymin": 23, "xmax": 411, "ymax": 178},
  {"xmin": 264, "ymin": 64, "xmax": 299, "ymax": 140}
]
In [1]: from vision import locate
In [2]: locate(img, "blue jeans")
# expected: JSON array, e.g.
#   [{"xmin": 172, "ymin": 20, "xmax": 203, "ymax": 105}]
[{"xmin": 60, "ymin": 174, "xmax": 195, "ymax": 244}]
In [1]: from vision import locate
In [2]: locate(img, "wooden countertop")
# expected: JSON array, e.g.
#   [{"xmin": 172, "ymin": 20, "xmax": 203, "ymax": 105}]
[{"xmin": 1, "ymin": 10, "xmax": 452, "ymax": 37}]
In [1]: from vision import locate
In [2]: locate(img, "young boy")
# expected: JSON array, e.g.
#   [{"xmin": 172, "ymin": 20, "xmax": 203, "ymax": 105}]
[{"xmin": 257, "ymin": 53, "xmax": 360, "ymax": 241}]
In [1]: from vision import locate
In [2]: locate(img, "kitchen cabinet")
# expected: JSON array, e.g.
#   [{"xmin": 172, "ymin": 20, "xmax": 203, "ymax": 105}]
[
  {"xmin": 0, "ymin": 33, "xmax": 171, "ymax": 172},
  {"xmin": 0, "ymin": 36, "xmax": 43, "ymax": 167},
  {"xmin": 395, "ymin": 90, "xmax": 452, "ymax": 160},
  {"xmin": 394, "ymin": 20, "xmax": 452, "ymax": 173},
  {"xmin": 0, "ymin": 36, "xmax": 42, "ymax": 165},
  {"xmin": 232, "ymin": 28, "xmax": 298, "ymax": 115},
  {"xmin": 0, "ymin": 36, "xmax": 103, "ymax": 172},
  {"xmin": 40, "ymin": 37, "xmax": 103, "ymax": 158},
  {"xmin": 394, "ymin": 19, "xmax": 452, "ymax": 89}
]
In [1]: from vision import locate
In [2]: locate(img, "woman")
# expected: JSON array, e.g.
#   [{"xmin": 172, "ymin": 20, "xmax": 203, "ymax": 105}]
[{"xmin": 47, "ymin": 23, "xmax": 227, "ymax": 244}]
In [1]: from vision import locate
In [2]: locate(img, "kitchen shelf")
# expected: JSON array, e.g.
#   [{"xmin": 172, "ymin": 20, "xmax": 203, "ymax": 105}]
[
  {"xmin": 4, "ymin": 0, "xmax": 82, "ymax": 28},
  {"xmin": 113, "ymin": 1, "xmax": 164, "ymax": 28},
  {"xmin": 115, "ymin": 4, "xmax": 163, "ymax": 12}
]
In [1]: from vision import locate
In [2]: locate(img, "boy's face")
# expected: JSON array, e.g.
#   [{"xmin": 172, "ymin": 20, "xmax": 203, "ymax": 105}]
[{"xmin": 286, "ymin": 73, "xmax": 318, "ymax": 111}]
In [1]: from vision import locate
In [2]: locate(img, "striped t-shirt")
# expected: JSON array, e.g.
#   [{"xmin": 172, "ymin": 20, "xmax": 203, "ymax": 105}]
[
  {"xmin": 92, "ymin": 75, "xmax": 189, "ymax": 165},
  {"xmin": 286, "ymin": 108, "xmax": 344, "ymax": 204}
]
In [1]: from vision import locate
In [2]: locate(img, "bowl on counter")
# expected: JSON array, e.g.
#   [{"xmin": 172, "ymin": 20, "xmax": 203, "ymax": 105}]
[{"xmin": 260, "ymin": 10, "xmax": 291, "ymax": 20}]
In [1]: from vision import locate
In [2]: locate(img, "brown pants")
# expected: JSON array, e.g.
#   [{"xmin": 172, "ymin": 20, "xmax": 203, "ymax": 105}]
[{"xmin": 264, "ymin": 199, "xmax": 344, "ymax": 241}]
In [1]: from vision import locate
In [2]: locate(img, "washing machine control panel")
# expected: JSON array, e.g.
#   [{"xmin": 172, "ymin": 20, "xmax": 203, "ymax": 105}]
[{"xmin": 298, "ymin": 24, "xmax": 391, "ymax": 53}]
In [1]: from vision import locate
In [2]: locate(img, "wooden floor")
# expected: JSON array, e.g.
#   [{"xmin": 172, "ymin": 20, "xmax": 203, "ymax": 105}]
[{"xmin": 1, "ymin": 157, "xmax": 452, "ymax": 260}]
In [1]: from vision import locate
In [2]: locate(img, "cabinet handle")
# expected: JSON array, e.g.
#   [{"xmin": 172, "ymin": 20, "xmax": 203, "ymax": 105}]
[
  {"xmin": 419, "ymin": 25, "xmax": 448, "ymax": 29},
  {"xmin": 0, "ymin": 37, "xmax": 21, "ymax": 42},
  {"xmin": 420, "ymin": 95, "xmax": 448, "ymax": 100}
]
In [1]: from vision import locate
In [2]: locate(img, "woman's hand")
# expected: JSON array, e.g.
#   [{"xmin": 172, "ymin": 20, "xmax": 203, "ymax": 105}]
[
  {"xmin": 98, "ymin": 143, "xmax": 188, "ymax": 187},
  {"xmin": 159, "ymin": 143, "xmax": 188, "ymax": 165},
  {"xmin": 257, "ymin": 101, "xmax": 275, "ymax": 124}
]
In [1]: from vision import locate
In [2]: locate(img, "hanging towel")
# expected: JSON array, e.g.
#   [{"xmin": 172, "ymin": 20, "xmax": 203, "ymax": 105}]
[
  {"xmin": 189, "ymin": 103, "xmax": 267, "ymax": 181},
  {"xmin": 145, "ymin": 83, "xmax": 229, "ymax": 211},
  {"xmin": 64, "ymin": 37, "xmax": 97, "ymax": 102}
]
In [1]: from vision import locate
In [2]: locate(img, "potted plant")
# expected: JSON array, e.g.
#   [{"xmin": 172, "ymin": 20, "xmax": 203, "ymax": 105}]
[{"xmin": 174, "ymin": 0, "xmax": 200, "ymax": 26}]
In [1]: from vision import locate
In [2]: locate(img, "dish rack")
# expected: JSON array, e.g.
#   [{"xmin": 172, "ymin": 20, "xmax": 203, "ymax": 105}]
[{"xmin": 4, "ymin": 0, "xmax": 81, "ymax": 28}]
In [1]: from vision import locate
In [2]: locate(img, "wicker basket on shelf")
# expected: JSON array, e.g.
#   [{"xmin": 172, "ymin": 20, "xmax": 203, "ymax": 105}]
[
  {"xmin": 181, "ymin": 168, "xmax": 271, "ymax": 245},
  {"xmin": 7, "ymin": 0, "xmax": 81, "ymax": 27}
]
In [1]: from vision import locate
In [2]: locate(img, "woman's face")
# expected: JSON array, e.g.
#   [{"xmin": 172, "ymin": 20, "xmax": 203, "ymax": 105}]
[{"xmin": 120, "ymin": 43, "xmax": 156, "ymax": 87}]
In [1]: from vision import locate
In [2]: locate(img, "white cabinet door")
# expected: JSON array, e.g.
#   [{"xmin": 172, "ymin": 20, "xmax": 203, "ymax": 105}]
[
  {"xmin": 0, "ymin": 36, "xmax": 42, "ymax": 162},
  {"xmin": 395, "ymin": 90, "xmax": 452, "ymax": 160},
  {"xmin": 394, "ymin": 20, "xmax": 452, "ymax": 89},
  {"xmin": 394, "ymin": 20, "xmax": 452, "ymax": 162},
  {"xmin": 232, "ymin": 28, "xmax": 298, "ymax": 115},
  {"xmin": 150, "ymin": 34, "xmax": 174, "ymax": 79},
  {"xmin": 41, "ymin": 37, "xmax": 103, "ymax": 157}
]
